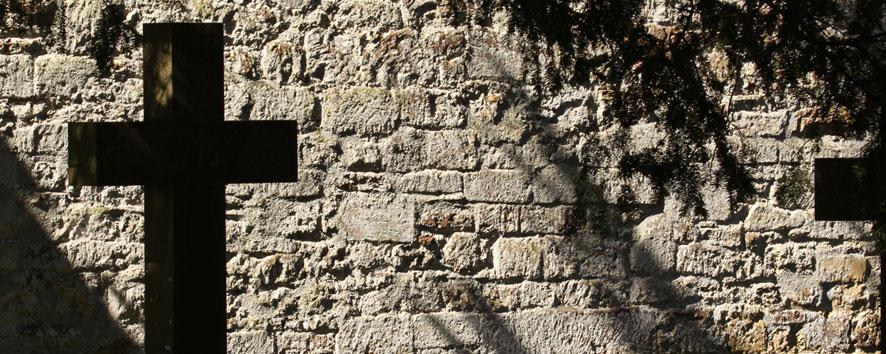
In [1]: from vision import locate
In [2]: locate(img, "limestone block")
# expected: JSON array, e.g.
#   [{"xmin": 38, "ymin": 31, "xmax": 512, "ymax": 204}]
[
  {"xmin": 413, "ymin": 312, "xmax": 484, "ymax": 349},
  {"xmin": 776, "ymin": 271, "xmax": 822, "ymax": 306},
  {"xmin": 341, "ymin": 137, "xmax": 382, "ymax": 171},
  {"xmin": 276, "ymin": 333, "xmax": 334, "ymax": 353},
  {"xmin": 336, "ymin": 192, "xmax": 415, "ymax": 243},
  {"xmin": 852, "ymin": 310, "xmax": 880, "ymax": 349},
  {"xmin": 417, "ymin": 202, "xmax": 473, "ymax": 231},
  {"xmin": 321, "ymin": 87, "xmax": 398, "ymax": 136},
  {"xmin": 491, "ymin": 236, "xmax": 578, "ymax": 280},
  {"xmin": 764, "ymin": 243, "xmax": 815, "ymax": 273},
  {"xmin": 630, "ymin": 214, "xmax": 677, "ymax": 273},
  {"xmin": 228, "ymin": 331, "xmax": 276, "ymax": 354},
  {"xmin": 732, "ymin": 110, "xmax": 787, "ymax": 137},
  {"xmin": 331, "ymin": 0, "xmax": 403, "ymax": 32},
  {"xmin": 816, "ymin": 254, "xmax": 867, "ymax": 283},
  {"xmin": 441, "ymin": 232, "xmax": 483, "ymax": 273},
  {"xmin": 699, "ymin": 224, "xmax": 742, "ymax": 248},
  {"xmin": 744, "ymin": 203, "xmax": 807, "ymax": 231},
  {"xmin": 335, "ymin": 314, "xmax": 413, "ymax": 353},
  {"xmin": 807, "ymin": 221, "xmax": 872, "ymax": 240},
  {"xmin": 384, "ymin": 128, "xmax": 478, "ymax": 172},
  {"xmin": 299, "ymin": 132, "xmax": 339, "ymax": 168},
  {"xmin": 34, "ymin": 54, "xmax": 95, "ymax": 97},
  {"xmin": 0, "ymin": 54, "xmax": 33, "ymax": 98},
  {"xmin": 676, "ymin": 242, "xmax": 742, "ymax": 278},
  {"xmin": 491, "ymin": 237, "xmax": 544, "ymax": 279},
  {"xmin": 797, "ymin": 311, "xmax": 852, "ymax": 352},
  {"xmin": 532, "ymin": 165, "xmax": 578, "ymax": 204},
  {"xmin": 475, "ymin": 203, "xmax": 520, "ymax": 234},
  {"xmin": 519, "ymin": 205, "xmax": 570, "ymax": 235},
  {"xmin": 464, "ymin": 170, "xmax": 530, "ymax": 203},
  {"xmin": 246, "ymin": 82, "xmax": 317, "ymax": 131},
  {"xmin": 13, "ymin": 123, "xmax": 65, "ymax": 155},
  {"xmin": 396, "ymin": 170, "xmax": 462, "ymax": 194},
  {"xmin": 542, "ymin": 235, "xmax": 578, "ymax": 279},
  {"xmin": 467, "ymin": 37, "xmax": 522, "ymax": 80}
]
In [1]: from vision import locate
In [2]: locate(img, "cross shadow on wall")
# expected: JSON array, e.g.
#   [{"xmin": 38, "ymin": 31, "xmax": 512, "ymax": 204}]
[
  {"xmin": 412, "ymin": 75, "xmax": 748, "ymax": 353},
  {"xmin": 0, "ymin": 136, "xmax": 140, "ymax": 353}
]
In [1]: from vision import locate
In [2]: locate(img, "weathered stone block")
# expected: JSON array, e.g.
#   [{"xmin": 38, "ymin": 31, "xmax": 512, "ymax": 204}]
[
  {"xmin": 34, "ymin": 54, "xmax": 95, "ymax": 97},
  {"xmin": 336, "ymin": 193, "xmax": 415, "ymax": 243},
  {"xmin": 229, "ymin": 331, "xmax": 276, "ymax": 354},
  {"xmin": 796, "ymin": 311, "xmax": 851, "ymax": 352},
  {"xmin": 340, "ymin": 137, "xmax": 382, "ymax": 171},
  {"xmin": 0, "ymin": 54, "xmax": 33, "ymax": 98},
  {"xmin": 13, "ymin": 123, "xmax": 65, "ymax": 155},
  {"xmin": 475, "ymin": 203, "xmax": 520, "ymax": 234},
  {"xmin": 396, "ymin": 170, "xmax": 462, "ymax": 194},
  {"xmin": 246, "ymin": 82, "xmax": 317, "ymax": 131},
  {"xmin": 383, "ymin": 129, "xmax": 477, "ymax": 172},
  {"xmin": 321, "ymin": 87, "xmax": 398, "ymax": 136},
  {"xmin": 732, "ymin": 110, "xmax": 787, "ymax": 137},
  {"xmin": 491, "ymin": 237, "xmax": 544, "ymax": 279},
  {"xmin": 417, "ymin": 202, "xmax": 473, "ymax": 231},
  {"xmin": 464, "ymin": 170, "xmax": 530, "ymax": 203},
  {"xmin": 744, "ymin": 203, "xmax": 807, "ymax": 231},
  {"xmin": 630, "ymin": 214, "xmax": 677, "ymax": 274},
  {"xmin": 776, "ymin": 271, "xmax": 822, "ymax": 306},
  {"xmin": 519, "ymin": 206, "xmax": 570, "ymax": 235},
  {"xmin": 764, "ymin": 243, "xmax": 815, "ymax": 273},
  {"xmin": 816, "ymin": 254, "xmax": 866, "ymax": 283},
  {"xmin": 676, "ymin": 242, "xmax": 741, "ymax": 278},
  {"xmin": 441, "ymin": 233, "xmax": 484, "ymax": 274},
  {"xmin": 413, "ymin": 312, "xmax": 484, "ymax": 349},
  {"xmin": 335, "ymin": 314, "xmax": 413, "ymax": 353},
  {"xmin": 490, "ymin": 236, "xmax": 578, "ymax": 280},
  {"xmin": 532, "ymin": 165, "xmax": 578, "ymax": 204}
]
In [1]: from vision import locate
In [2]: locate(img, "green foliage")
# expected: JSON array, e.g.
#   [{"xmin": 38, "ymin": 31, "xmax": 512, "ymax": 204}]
[
  {"xmin": 1, "ymin": 1, "xmax": 136, "ymax": 76},
  {"xmin": 88, "ymin": 3, "xmax": 127, "ymax": 76},
  {"xmin": 774, "ymin": 165, "xmax": 811, "ymax": 210},
  {"xmin": 448, "ymin": 0, "xmax": 886, "ymax": 214}
]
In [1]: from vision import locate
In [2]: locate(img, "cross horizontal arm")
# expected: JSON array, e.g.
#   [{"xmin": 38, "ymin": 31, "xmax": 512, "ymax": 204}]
[
  {"xmin": 219, "ymin": 121, "xmax": 299, "ymax": 184},
  {"xmin": 815, "ymin": 158, "xmax": 881, "ymax": 221},
  {"xmin": 68, "ymin": 121, "xmax": 298, "ymax": 186}
]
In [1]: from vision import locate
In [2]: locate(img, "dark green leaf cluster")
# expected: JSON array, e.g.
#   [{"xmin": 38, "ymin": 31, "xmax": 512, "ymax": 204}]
[
  {"xmin": 448, "ymin": 0, "xmax": 885, "ymax": 215},
  {"xmin": 1, "ymin": 1, "xmax": 136, "ymax": 76}
]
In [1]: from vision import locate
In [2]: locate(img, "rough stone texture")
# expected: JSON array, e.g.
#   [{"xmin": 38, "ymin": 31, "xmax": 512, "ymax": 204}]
[
  {"xmin": 0, "ymin": 54, "xmax": 34, "ymax": 98},
  {"xmin": 0, "ymin": 1, "xmax": 879, "ymax": 353},
  {"xmin": 335, "ymin": 192, "xmax": 415, "ymax": 243}
]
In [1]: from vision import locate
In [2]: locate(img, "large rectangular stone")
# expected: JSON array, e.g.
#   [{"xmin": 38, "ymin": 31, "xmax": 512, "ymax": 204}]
[
  {"xmin": 417, "ymin": 202, "xmax": 473, "ymax": 231},
  {"xmin": 413, "ymin": 312, "xmax": 484, "ymax": 349},
  {"xmin": 464, "ymin": 169, "xmax": 530, "ymax": 203},
  {"xmin": 336, "ymin": 192, "xmax": 415, "ymax": 243},
  {"xmin": 321, "ymin": 87, "xmax": 398, "ymax": 136},
  {"xmin": 396, "ymin": 170, "xmax": 462, "ymax": 194},
  {"xmin": 816, "ymin": 254, "xmax": 866, "ymax": 283},
  {"xmin": 519, "ymin": 205, "xmax": 570, "ymax": 234},
  {"xmin": 490, "ymin": 235, "xmax": 577, "ymax": 280},
  {"xmin": 475, "ymin": 203, "xmax": 520, "ymax": 234},
  {"xmin": 34, "ymin": 54, "xmax": 95, "ymax": 97},
  {"xmin": 0, "ymin": 54, "xmax": 33, "ymax": 98},
  {"xmin": 244, "ymin": 82, "xmax": 318, "ymax": 131},
  {"xmin": 335, "ymin": 314, "xmax": 413, "ymax": 353},
  {"xmin": 491, "ymin": 237, "xmax": 544, "ymax": 279},
  {"xmin": 383, "ymin": 129, "xmax": 478, "ymax": 172}
]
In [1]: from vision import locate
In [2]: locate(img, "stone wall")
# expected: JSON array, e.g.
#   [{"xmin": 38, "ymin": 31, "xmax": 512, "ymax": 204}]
[{"xmin": 0, "ymin": 1, "xmax": 880, "ymax": 353}]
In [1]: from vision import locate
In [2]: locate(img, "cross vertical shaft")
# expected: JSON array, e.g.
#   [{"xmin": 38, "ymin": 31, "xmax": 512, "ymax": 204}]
[{"xmin": 142, "ymin": 24, "xmax": 226, "ymax": 353}]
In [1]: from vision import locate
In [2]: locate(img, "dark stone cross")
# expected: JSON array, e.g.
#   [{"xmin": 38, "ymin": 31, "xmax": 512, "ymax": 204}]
[{"xmin": 67, "ymin": 23, "xmax": 298, "ymax": 352}]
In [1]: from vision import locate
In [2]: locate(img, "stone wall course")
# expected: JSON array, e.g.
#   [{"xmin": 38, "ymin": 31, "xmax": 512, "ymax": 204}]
[{"xmin": 1, "ymin": 2, "xmax": 879, "ymax": 352}]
